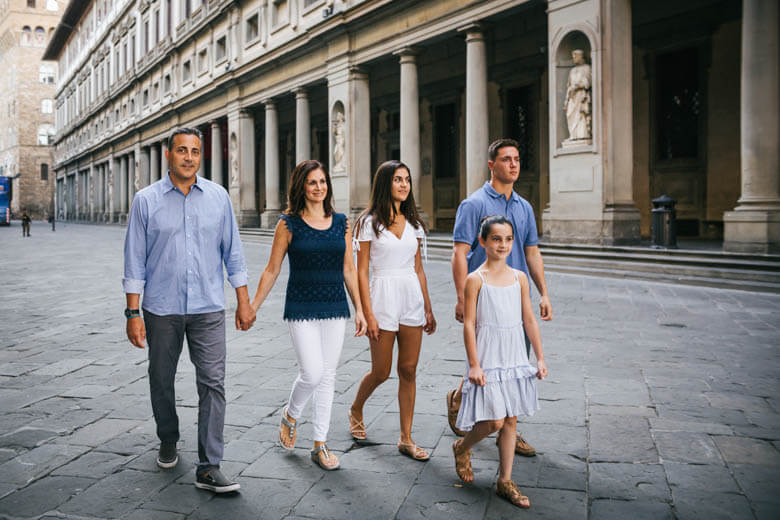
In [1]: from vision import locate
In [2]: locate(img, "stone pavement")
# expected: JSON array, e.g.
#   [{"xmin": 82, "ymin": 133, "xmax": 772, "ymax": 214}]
[{"xmin": 1, "ymin": 221, "xmax": 779, "ymax": 520}]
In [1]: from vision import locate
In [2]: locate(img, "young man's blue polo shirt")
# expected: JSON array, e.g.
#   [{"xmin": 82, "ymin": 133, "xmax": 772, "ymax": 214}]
[{"xmin": 452, "ymin": 181, "xmax": 539, "ymax": 278}]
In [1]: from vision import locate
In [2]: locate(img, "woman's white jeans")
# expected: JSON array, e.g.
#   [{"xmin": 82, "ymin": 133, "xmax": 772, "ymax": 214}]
[{"xmin": 286, "ymin": 318, "xmax": 346, "ymax": 442}]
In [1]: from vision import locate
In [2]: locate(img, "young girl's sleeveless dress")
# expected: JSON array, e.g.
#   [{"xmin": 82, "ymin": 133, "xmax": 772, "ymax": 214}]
[{"xmin": 456, "ymin": 269, "xmax": 540, "ymax": 432}]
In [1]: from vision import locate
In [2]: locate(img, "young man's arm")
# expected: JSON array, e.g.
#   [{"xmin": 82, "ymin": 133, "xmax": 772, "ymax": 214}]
[
  {"xmin": 524, "ymin": 245, "xmax": 552, "ymax": 321},
  {"xmin": 451, "ymin": 199, "xmax": 479, "ymax": 323}
]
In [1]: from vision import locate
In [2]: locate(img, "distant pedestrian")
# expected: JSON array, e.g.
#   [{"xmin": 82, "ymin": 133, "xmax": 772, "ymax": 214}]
[
  {"xmin": 452, "ymin": 215, "xmax": 547, "ymax": 509},
  {"xmin": 250, "ymin": 159, "xmax": 366, "ymax": 471},
  {"xmin": 21, "ymin": 210, "xmax": 31, "ymax": 237},
  {"xmin": 123, "ymin": 127, "xmax": 255, "ymax": 493},
  {"xmin": 446, "ymin": 138, "xmax": 552, "ymax": 457},
  {"xmin": 348, "ymin": 160, "xmax": 436, "ymax": 460}
]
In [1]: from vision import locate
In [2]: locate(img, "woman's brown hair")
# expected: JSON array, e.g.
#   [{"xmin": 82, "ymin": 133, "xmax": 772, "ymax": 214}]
[
  {"xmin": 284, "ymin": 160, "xmax": 334, "ymax": 217},
  {"xmin": 355, "ymin": 160, "xmax": 427, "ymax": 237}
]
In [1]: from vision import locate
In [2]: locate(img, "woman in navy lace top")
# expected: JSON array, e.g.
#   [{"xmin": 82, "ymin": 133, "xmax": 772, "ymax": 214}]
[{"xmin": 251, "ymin": 160, "xmax": 366, "ymax": 471}]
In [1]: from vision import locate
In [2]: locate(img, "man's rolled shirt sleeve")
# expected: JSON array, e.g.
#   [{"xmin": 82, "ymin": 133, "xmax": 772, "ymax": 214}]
[
  {"xmin": 452, "ymin": 198, "xmax": 480, "ymax": 246},
  {"xmin": 221, "ymin": 193, "xmax": 248, "ymax": 289},
  {"xmin": 524, "ymin": 202, "xmax": 539, "ymax": 247},
  {"xmin": 123, "ymin": 195, "xmax": 148, "ymax": 294}
]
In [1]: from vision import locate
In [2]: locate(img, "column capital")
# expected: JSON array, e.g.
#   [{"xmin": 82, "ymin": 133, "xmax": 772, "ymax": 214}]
[
  {"xmin": 457, "ymin": 22, "xmax": 485, "ymax": 40},
  {"xmin": 293, "ymin": 87, "xmax": 308, "ymax": 99},
  {"xmin": 348, "ymin": 65, "xmax": 369, "ymax": 80},
  {"xmin": 238, "ymin": 108, "xmax": 255, "ymax": 119},
  {"xmin": 262, "ymin": 99, "xmax": 276, "ymax": 110},
  {"xmin": 209, "ymin": 119, "xmax": 221, "ymax": 127},
  {"xmin": 393, "ymin": 46, "xmax": 421, "ymax": 60}
]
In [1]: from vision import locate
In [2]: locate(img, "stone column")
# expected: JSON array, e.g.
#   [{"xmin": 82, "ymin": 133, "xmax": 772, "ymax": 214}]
[
  {"xmin": 111, "ymin": 155, "xmax": 120, "ymax": 221},
  {"xmin": 150, "ymin": 144, "xmax": 160, "ymax": 183},
  {"xmin": 236, "ymin": 110, "xmax": 258, "ymax": 226},
  {"xmin": 119, "ymin": 155, "xmax": 128, "ymax": 217},
  {"xmin": 160, "ymin": 141, "xmax": 168, "ymax": 176},
  {"xmin": 88, "ymin": 162, "xmax": 95, "ymax": 220},
  {"xmin": 140, "ymin": 146, "xmax": 151, "ymax": 189},
  {"xmin": 128, "ymin": 152, "xmax": 136, "ymax": 210},
  {"xmin": 294, "ymin": 88, "xmax": 310, "ymax": 164},
  {"xmin": 724, "ymin": 0, "xmax": 780, "ymax": 253},
  {"xmin": 395, "ymin": 47, "xmax": 426, "ymax": 221},
  {"xmin": 600, "ymin": 0, "xmax": 640, "ymax": 241},
  {"xmin": 210, "ymin": 120, "xmax": 223, "ymax": 188},
  {"xmin": 261, "ymin": 101, "xmax": 281, "ymax": 228},
  {"xmin": 460, "ymin": 24, "xmax": 489, "ymax": 195},
  {"xmin": 348, "ymin": 68, "xmax": 371, "ymax": 215}
]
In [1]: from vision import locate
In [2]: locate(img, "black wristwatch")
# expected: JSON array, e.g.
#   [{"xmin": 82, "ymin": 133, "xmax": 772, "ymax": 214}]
[{"xmin": 125, "ymin": 308, "xmax": 141, "ymax": 319}]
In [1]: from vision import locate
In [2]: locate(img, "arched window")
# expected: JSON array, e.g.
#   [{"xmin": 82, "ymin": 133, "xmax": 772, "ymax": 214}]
[
  {"xmin": 34, "ymin": 26, "xmax": 45, "ymax": 46},
  {"xmin": 21, "ymin": 26, "xmax": 31, "ymax": 45}
]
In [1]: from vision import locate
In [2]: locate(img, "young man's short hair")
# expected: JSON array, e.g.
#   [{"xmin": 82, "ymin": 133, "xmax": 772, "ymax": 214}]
[{"xmin": 488, "ymin": 138, "xmax": 520, "ymax": 161}]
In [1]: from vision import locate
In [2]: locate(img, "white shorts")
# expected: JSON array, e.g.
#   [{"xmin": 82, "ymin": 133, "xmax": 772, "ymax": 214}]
[{"xmin": 370, "ymin": 270, "xmax": 425, "ymax": 332}]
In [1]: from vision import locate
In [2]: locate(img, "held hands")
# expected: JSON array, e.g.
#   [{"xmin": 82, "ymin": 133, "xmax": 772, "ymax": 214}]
[
  {"xmin": 539, "ymin": 296, "xmax": 553, "ymax": 321},
  {"xmin": 423, "ymin": 309, "xmax": 437, "ymax": 335},
  {"xmin": 126, "ymin": 317, "xmax": 146, "ymax": 349},
  {"xmin": 354, "ymin": 310, "xmax": 368, "ymax": 337},
  {"xmin": 235, "ymin": 301, "xmax": 257, "ymax": 331},
  {"xmin": 536, "ymin": 359, "xmax": 548, "ymax": 380},
  {"xmin": 454, "ymin": 300, "xmax": 465, "ymax": 323},
  {"xmin": 366, "ymin": 314, "xmax": 380, "ymax": 341},
  {"xmin": 468, "ymin": 365, "xmax": 486, "ymax": 387}
]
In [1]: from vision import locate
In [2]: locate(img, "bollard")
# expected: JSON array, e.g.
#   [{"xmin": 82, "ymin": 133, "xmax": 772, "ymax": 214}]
[{"xmin": 651, "ymin": 194, "xmax": 677, "ymax": 249}]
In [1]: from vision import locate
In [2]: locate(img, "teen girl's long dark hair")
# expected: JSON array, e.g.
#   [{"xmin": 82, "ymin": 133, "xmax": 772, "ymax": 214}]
[
  {"xmin": 356, "ymin": 160, "xmax": 427, "ymax": 237},
  {"xmin": 284, "ymin": 160, "xmax": 334, "ymax": 217}
]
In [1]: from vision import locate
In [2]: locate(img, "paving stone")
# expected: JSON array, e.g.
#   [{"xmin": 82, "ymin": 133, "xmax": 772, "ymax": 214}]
[
  {"xmin": 654, "ymin": 431, "xmax": 724, "ymax": 464},
  {"xmin": 124, "ymin": 509, "xmax": 186, "ymax": 520},
  {"xmin": 242, "ymin": 447, "xmax": 327, "ymax": 482},
  {"xmin": 142, "ymin": 482, "xmax": 215, "ymax": 515},
  {"xmin": 649, "ymin": 418, "xmax": 733, "ymax": 435},
  {"xmin": 51, "ymin": 450, "xmax": 134, "ymax": 478},
  {"xmin": 589, "ymin": 415, "xmax": 658, "ymax": 463},
  {"xmin": 589, "ymin": 499, "xmax": 673, "ymax": 519},
  {"xmin": 59, "ymin": 469, "xmax": 173, "ymax": 517},
  {"xmin": 537, "ymin": 453, "xmax": 586, "ymax": 492},
  {"xmin": 59, "ymin": 383, "xmax": 117, "ymax": 399},
  {"xmin": 712, "ymin": 435, "xmax": 780, "ymax": 465},
  {"xmin": 589, "ymin": 463, "xmax": 670, "ymax": 501},
  {"xmin": 0, "ymin": 443, "xmax": 90, "ymax": 486},
  {"xmin": 396, "ymin": 483, "xmax": 489, "ymax": 519},
  {"xmin": 65, "ymin": 417, "xmax": 142, "ymax": 447},
  {"xmin": 32, "ymin": 358, "xmax": 95, "ymax": 376},
  {"xmin": 0, "ymin": 475, "xmax": 95, "ymax": 517},
  {"xmin": 292, "ymin": 469, "xmax": 414, "ymax": 519},
  {"xmin": 0, "ymin": 427, "xmax": 60, "ymax": 449},
  {"xmin": 188, "ymin": 477, "xmax": 307, "ymax": 520},
  {"xmin": 484, "ymin": 487, "xmax": 586, "ymax": 519}
]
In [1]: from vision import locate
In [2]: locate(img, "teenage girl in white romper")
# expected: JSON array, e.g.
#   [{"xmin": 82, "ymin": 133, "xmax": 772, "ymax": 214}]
[{"xmin": 348, "ymin": 160, "xmax": 437, "ymax": 460}]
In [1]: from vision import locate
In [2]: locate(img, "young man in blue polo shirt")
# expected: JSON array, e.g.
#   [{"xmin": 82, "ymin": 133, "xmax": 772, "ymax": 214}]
[{"xmin": 447, "ymin": 138, "xmax": 553, "ymax": 457}]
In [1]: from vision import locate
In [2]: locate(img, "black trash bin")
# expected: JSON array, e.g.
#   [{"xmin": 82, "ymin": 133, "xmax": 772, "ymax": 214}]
[{"xmin": 651, "ymin": 194, "xmax": 677, "ymax": 249}]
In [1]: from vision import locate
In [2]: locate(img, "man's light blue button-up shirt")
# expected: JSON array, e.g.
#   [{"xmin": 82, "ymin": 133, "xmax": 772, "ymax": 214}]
[
  {"xmin": 123, "ymin": 173, "xmax": 248, "ymax": 316},
  {"xmin": 452, "ymin": 181, "xmax": 539, "ymax": 278}
]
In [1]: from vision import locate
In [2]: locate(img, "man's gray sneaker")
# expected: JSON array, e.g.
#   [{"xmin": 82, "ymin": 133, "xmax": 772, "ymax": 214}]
[
  {"xmin": 156, "ymin": 442, "xmax": 178, "ymax": 469},
  {"xmin": 195, "ymin": 468, "xmax": 240, "ymax": 493}
]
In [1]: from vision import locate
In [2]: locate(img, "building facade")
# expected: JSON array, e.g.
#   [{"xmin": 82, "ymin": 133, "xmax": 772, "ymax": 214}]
[
  {"xmin": 44, "ymin": 0, "xmax": 779, "ymax": 252},
  {"xmin": 0, "ymin": 0, "xmax": 61, "ymax": 219}
]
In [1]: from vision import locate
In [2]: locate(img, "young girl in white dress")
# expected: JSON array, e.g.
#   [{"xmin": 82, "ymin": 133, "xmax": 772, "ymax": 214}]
[
  {"xmin": 453, "ymin": 215, "xmax": 548, "ymax": 508},
  {"xmin": 348, "ymin": 160, "xmax": 437, "ymax": 461}
]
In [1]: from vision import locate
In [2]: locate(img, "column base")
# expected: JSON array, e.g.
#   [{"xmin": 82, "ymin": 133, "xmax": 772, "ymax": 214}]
[
  {"xmin": 542, "ymin": 205, "xmax": 641, "ymax": 245},
  {"xmin": 723, "ymin": 208, "xmax": 780, "ymax": 254},
  {"xmin": 259, "ymin": 209, "xmax": 282, "ymax": 229},
  {"xmin": 239, "ymin": 210, "xmax": 260, "ymax": 228}
]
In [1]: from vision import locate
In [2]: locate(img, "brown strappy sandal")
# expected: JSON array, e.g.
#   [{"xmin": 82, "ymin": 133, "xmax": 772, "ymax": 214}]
[
  {"xmin": 446, "ymin": 389, "xmax": 466, "ymax": 437},
  {"xmin": 348, "ymin": 410, "xmax": 367, "ymax": 441},
  {"xmin": 452, "ymin": 439, "xmax": 473, "ymax": 483},
  {"xmin": 496, "ymin": 479, "xmax": 531, "ymax": 509},
  {"xmin": 397, "ymin": 440, "xmax": 430, "ymax": 461}
]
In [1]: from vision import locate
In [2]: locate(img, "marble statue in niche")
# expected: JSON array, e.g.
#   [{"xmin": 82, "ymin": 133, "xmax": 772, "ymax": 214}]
[
  {"xmin": 332, "ymin": 109, "xmax": 345, "ymax": 172},
  {"xmin": 229, "ymin": 132, "xmax": 239, "ymax": 189},
  {"xmin": 563, "ymin": 49, "xmax": 592, "ymax": 146}
]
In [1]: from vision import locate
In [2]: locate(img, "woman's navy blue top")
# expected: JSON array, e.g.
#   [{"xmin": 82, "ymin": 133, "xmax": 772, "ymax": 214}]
[{"xmin": 280, "ymin": 213, "xmax": 350, "ymax": 321}]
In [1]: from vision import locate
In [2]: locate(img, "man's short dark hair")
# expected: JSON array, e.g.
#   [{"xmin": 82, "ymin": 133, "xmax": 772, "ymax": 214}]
[
  {"xmin": 488, "ymin": 138, "xmax": 520, "ymax": 161},
  {"xmin": 168, "ymin": 127, "xmax": 203, "ymax": 150}
]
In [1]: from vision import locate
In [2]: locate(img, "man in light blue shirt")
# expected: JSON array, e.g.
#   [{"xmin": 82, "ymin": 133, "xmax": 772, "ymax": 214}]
[
  {"xmin": 447, "ymin": 138, "xmax": 553, "ymax": 457},
  {"xmin": 123, "ymin": 127, "xmax": 255, "ymax": 493}
]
